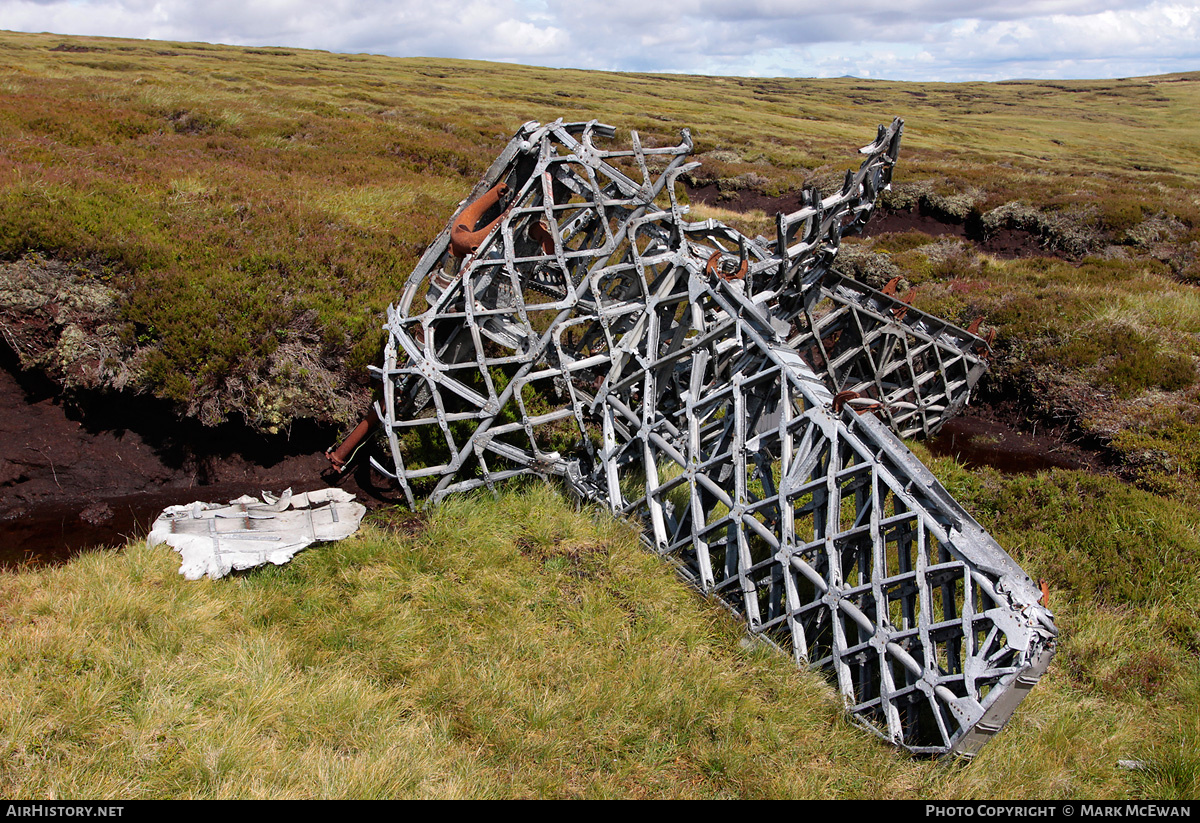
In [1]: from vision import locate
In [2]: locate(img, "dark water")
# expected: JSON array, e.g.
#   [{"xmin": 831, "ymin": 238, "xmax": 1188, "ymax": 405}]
[
  {"xmin": 1, "ymin": 410, "xmax": 1095, "ymax": 570},
  {"xmin": 0, "ymin": 483, "xmax": 317, "ymax": 570},
  {"xmin": 0, "ymin": 496, "xmax": 157, "ymax": 569},
  {"xmin": 927, "ymin": 415, "xmax": 1092, "ymax": 474}
]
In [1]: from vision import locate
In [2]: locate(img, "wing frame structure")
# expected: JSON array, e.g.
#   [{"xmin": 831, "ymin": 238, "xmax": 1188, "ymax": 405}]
[{"xmin": 357, "ymin": 117, "xmax": 1057, "ymax": 757}]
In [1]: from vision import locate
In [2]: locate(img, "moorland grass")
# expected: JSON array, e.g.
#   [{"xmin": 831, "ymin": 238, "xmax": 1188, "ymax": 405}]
[
  {"xmin": 1, "ymin": 31, "xmax": 1198, "ymax": 430},
  {"xmin": 5, "ymin": 31, "xmax": 1198, "ymax": 488},
  {"xmin": 1, "ymin": 481, "xmax": 1197, "ymax": 799},
  {"xmin": 2, "ymin": 30, "xmax": 1199, "ymax": 800}
]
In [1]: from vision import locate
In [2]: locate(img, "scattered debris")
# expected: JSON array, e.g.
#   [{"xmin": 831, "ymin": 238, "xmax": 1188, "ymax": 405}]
[
  {"xmin": 332, "ymin": 117, "xmax": 1057, "ymax": 757},
  {"xmin": 147, "ymin": 488, "xmax": 365, "ymax": 580}
]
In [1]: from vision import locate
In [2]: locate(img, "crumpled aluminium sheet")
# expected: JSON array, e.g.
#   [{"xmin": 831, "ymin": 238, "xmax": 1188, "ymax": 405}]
[{"xmin": 147, "ymin": 488, "xmax": 366, "ymax": 580}]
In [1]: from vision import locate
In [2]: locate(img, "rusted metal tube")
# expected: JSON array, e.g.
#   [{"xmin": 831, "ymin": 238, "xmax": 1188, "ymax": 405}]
[
  {"xmin": 528, "ymin": 219, "xmax": 556, "ymax": 255},
  {"xmin": 326, "ymin": 405, "xmax": 380, "ymax": 472},
  {"xmin": 450, "ymin": 182, "xmax": 510, "ymax": 258}
]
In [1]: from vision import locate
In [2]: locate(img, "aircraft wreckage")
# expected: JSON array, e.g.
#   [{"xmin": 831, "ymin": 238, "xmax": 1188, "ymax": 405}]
[{"xmin": 327, "ymin": 117, "xmax": 1057, "ymax": 758}]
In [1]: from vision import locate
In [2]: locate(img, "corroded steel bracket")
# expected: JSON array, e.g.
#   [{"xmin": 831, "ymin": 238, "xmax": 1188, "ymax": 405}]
[{"xmin": 360, "ymin": 117, "xmax": 1056, "ymax": 756}]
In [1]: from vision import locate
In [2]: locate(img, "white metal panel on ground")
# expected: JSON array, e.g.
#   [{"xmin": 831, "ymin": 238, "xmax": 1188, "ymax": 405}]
[{"xmin": 148, "ymin": 488, "xmax": 366, "ymax": 580}]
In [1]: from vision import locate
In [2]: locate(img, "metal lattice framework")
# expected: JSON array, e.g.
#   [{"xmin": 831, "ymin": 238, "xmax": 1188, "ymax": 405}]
[{"xmin": 351, "ymin": 117, "xmax": 1056, "ymax": 756}]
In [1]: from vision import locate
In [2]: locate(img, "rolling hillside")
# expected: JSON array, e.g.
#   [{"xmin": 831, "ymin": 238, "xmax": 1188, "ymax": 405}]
[{"xmin": 0, "ymin": 30, "xmax": 1197, "ymax": 798}]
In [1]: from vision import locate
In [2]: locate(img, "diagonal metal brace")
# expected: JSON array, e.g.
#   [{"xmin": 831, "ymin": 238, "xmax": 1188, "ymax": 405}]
[{"xmin": 351, "ymin": 116, "xmax": 1056, "ymax": 756}]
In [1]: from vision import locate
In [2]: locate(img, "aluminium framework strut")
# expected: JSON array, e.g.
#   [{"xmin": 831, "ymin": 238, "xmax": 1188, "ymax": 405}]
[{"xmin": 354, "ymin": 117, "xmax": 1056, "ymax": 756}]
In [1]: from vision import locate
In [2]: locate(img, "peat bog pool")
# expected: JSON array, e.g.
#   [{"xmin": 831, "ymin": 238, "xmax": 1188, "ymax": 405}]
[
  {"xmin": 2, "ymin": 348, "xmax": 1109, "ymax": 569},
  {"xmin": 926, "ymin": 411, "xmax": 1103, "ymax": 474},
  {"xmin": 0, "ymin": 354, "xmax": 402, "ymax": 570}
]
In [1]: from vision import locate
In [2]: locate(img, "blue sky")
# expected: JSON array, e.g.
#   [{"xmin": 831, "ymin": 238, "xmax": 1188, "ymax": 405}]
[{"xmin": 3, "ymin": 0, "xmax": 1198, "ymax": 81}]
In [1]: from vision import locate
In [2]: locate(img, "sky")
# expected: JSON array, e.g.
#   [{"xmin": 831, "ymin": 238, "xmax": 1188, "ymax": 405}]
[{"xmin": 2, "ymin": 0, "xmax": 1198, "ymax": 81}]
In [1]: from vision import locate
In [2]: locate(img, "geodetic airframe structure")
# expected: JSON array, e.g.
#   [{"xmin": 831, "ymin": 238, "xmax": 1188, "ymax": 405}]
[{"xmin": 331, "ymin": 117, "xmax": 1057, "ymax": 757}]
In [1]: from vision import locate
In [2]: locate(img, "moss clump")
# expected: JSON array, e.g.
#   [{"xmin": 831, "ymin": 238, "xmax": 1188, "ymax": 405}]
[
  {"xmin": 1107, "ymin": 405, "xmax": 1200, "ymax": 501},
  {"xmin": 877, "ymin": 181, "xmax": 982, "ymax": 223},
  {"xmin": 1099, "ymin": 198, "xmax": 1149, "ymax": 234},
  {"xmin": 867, "ymin": 230, "xmax": 938, "ymax": 255},
  {"xmin": 1100, "ymin": 343, "xmax": 1194, "ymax": 397},
  {"xmin": 832, "ymin": 243, "xmax": 903, "ymax": 291}
]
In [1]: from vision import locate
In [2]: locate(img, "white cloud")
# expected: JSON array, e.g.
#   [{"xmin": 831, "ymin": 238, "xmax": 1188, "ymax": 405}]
[{"xmin": 0, "ymin": 0, "xmax": 1197, "ymax": 80}]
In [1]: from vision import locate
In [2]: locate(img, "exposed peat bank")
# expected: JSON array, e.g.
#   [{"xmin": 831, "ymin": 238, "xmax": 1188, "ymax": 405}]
[
  {"xmin": 0, "ymin": 362, "xmax": 1103, "ymax": 569},
  {"xmin": 0, "ymin": 202, "xmax": 1109, "ymax": 567},
  {"xmin": 0, "ymin": 345, "xmax": 402, "ymax": 569}
]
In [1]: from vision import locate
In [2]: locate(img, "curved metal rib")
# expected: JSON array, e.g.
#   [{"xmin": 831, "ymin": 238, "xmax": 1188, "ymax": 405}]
[{"xmin": 363, "ymin": 116, "xmax": 1056, "ymax": 756}]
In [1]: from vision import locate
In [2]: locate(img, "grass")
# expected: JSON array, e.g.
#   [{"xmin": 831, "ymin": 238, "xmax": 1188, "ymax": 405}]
[
  {"xmin": 2, "ymin": 481, "xmax": 1197, "ymax": 798},
  {"xmin": 2, "ymin": 29, "xmax": 1200, "ymax": 799},
  {"xmin": 0, "ymin": 486, "xmax": 898, "ymax": 798}
]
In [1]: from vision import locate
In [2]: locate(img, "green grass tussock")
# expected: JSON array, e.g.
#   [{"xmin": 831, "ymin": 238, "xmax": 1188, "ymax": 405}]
[{"xmin": 0, "ymin": 486, "xmax": 892, "ymax": 798}]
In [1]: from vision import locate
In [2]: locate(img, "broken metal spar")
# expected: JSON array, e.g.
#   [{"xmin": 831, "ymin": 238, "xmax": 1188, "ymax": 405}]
[{"xmin": 330, "ymin": 117, "xmax": 1057, "ymax": 757}]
